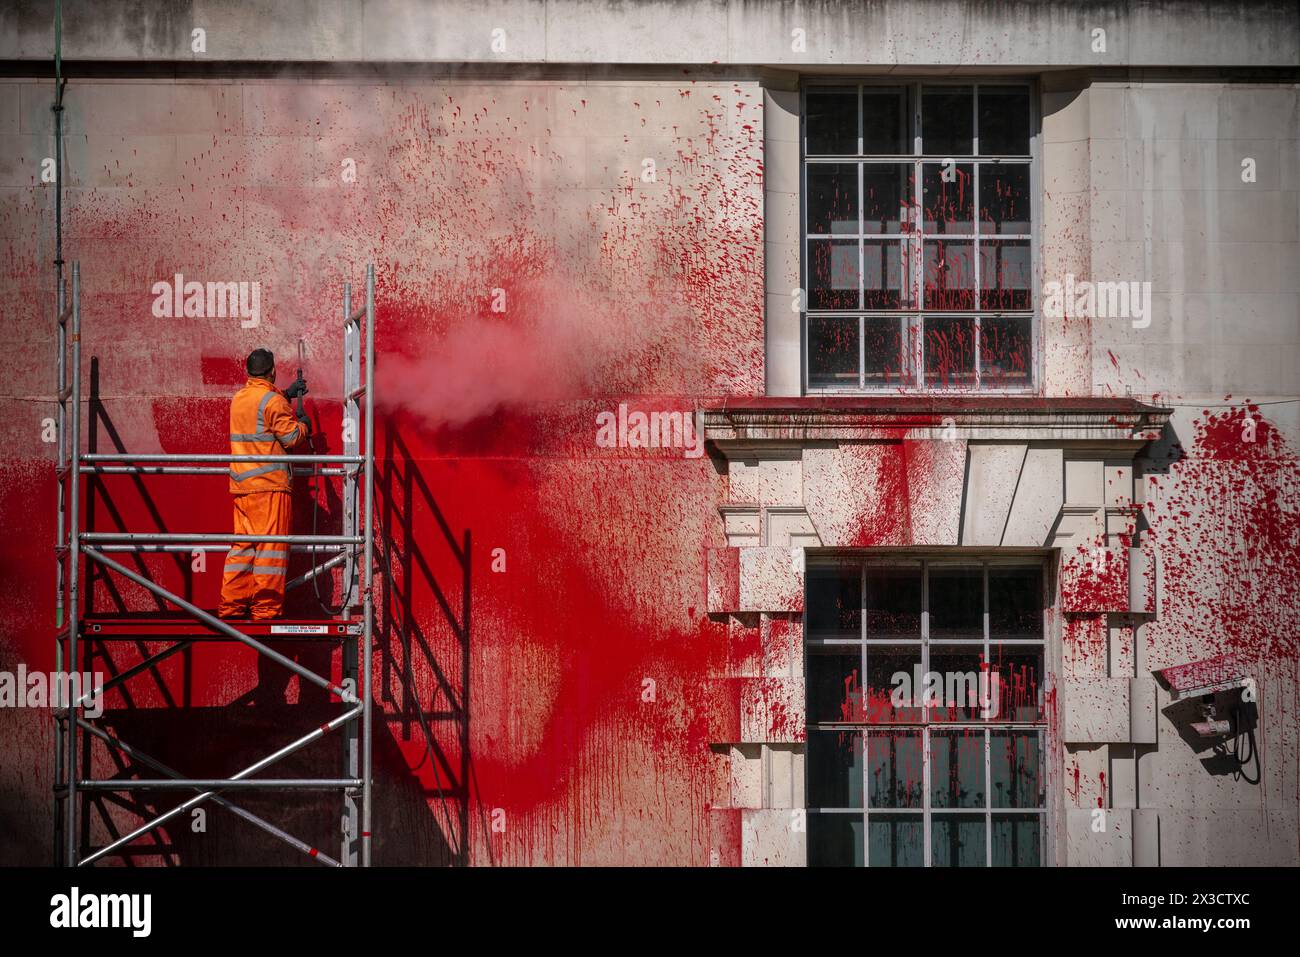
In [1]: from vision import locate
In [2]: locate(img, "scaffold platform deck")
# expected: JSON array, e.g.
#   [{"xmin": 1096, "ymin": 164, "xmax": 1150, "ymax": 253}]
[{"xmin": 79, "ymin": 616, "xmax": 363, "ymax": 640}]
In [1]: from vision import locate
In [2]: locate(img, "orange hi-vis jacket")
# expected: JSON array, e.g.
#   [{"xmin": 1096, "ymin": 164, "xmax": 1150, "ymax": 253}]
[{"xmin": 228, "ymin": 377, "xmax": 310, "ymax": 494}]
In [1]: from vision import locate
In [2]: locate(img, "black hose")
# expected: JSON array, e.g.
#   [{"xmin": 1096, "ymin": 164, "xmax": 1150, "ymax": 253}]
[
  {"xmin": 307, "ymin": 418, "xmax": 351, "ymax": 617},
  {"xmin": 1230, "ymin": 706, "xmax": 1261, "ymax": 784}
]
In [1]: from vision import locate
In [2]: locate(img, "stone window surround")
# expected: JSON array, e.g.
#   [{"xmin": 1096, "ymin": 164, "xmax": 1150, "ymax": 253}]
[{"xmin": 701, "ymin": 397, "xmax": 1173, "ymax": 866}]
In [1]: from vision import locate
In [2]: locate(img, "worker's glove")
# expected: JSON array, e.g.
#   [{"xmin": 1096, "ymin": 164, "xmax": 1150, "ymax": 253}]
[
  {"xmin": 297, "ymin": 413, "xmax": 312, "ymax": 433},
  {"xmin": 284, "ymin": 377, "xmax": 308, "ymax": 400}
]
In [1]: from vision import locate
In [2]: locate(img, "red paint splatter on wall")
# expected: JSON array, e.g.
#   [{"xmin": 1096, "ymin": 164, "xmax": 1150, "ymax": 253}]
[
  {"xmin": 1144, "ymin": 404, "xmax": 1299, "ymax": 670},
  {"xmin": 0, "ymin": 81, "xmax": 765, "ymax": 865}
]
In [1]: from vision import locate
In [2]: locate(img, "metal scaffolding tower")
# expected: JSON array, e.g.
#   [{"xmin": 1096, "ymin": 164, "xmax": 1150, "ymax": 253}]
[{"xmin": 53, "ymin": 263, "xmax": 378, "ymax": 867}]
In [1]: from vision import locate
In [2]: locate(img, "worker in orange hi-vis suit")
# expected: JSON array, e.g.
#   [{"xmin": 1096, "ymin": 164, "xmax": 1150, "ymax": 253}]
[{"xmin": 218, "ymin": 348, "xmax": 312, "ymax": 620}]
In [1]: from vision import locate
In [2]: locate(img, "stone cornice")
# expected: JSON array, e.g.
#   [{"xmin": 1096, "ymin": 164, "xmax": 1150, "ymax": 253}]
[
  {"xmin": 7, "ymin": 1, "xmax": 1295, "ymax": 69},
  {"xmin": 702, "ymin": 396, "xmax": 1172, "ymax": 451}
]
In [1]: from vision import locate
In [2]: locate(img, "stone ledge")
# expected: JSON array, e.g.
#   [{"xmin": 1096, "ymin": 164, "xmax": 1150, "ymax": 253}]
[{"xmin": 703, "ymin": 396, "xmax": 1172, "ymax": 449}]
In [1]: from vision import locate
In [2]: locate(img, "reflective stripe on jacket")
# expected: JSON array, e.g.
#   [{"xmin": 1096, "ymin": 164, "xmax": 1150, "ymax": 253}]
[{"xmin": 228, "ymin": 377, "xmax": 308, "ymax": 494}]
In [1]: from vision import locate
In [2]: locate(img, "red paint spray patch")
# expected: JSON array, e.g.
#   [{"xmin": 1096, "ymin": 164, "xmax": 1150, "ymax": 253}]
[{"xmin": 1143, "ymin": 403, "xmax": 1299, "ymax": 670}]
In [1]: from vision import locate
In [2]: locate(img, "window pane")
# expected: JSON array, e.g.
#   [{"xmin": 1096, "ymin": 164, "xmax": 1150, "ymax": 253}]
[
  {"xmin": 863, "ymin": 317, "xmax": 912, "ymax": 386},
  {"xmin": 931, "ymin": 814, "xmax": 986, "ymax": 867},
  {"xmin": 923, "ymin": 316, "xmax": 977, "ymax": 387},
  {"xmin": 863, "ymin": 239, "xmax": 908, "ymax": 309},
  {"xmin": 989, "ymin": 565, "xmax": 1043, "ymax": 637},
  {"xmin": 865, "ymin": 645, "xmax": 923, "ymax": 723},
  {"xmin": 807, "ymin": 646, "xmax": 863, "ymax": 723},
  {"xmin": 866, "ymin": 565, "xmax": 922, "ymax": 637},
  {"xmin": 809, "ymin": 812, "xmax": 865, "ymax": 866},
  {"xmin": 928, "ymin": 645, "xmax": 993, "ymax": 722},
  {"xmin": 922, "ymin": 162, "xmax": 974, "ymax": 233},
  {"xmin": 807, "ymin": 316, "xmax": 859, "ymax": 389},
  {"xmin": 807, "ymin": 239, "xmax": 860, "ymax": 310},
  {"xmin": 931, "ymin": 730, "xmax": 987, "ymax": 808},
  {"xmin": 862, "ymin": 163, "xmax": 911, "ymax": 234},
  {"xmin": 979, "ymin": 316, "xmax": 1033, "ymax": 390},
  {"xmin": 867, "ymin": 730, "xmax": 923, "ymax": 808},
  {"xmin": 868, "ymin": 814, "xmax": 924, "ymax": 866},
  {"xmin": 929, "ymin": 565, "xmax": 983, "ymax": 637},
  {"xmin": 806, "ymin": 163, "xmax": 859, "ymax": 234},
  {"xmin": 979, "ymin": 240, "xmax": 1032, "ymax": 311},
  {"xmin": 806, "ymin": 87, "xmax": 858, "ymax": 154},
  {"xmin": 923, "ymin": 240, "xmax": 975, "ymax": 310},
  {"xmin": 979, "ymin": 164, "xmax": 1031, "ymax": 234},
  {"xmin": 862, "ymin": 86, "xmax": 910, "ymax": 154},
  {"xmin": 988, "ymin": 647, "xmax": 1044, "ymax": 722},
  {"xmin": 991, "ymin": 814, "xmax": 1041, "ymax": 866},
  {"xmin": 806, "ymin": 564, "xmax": 862, "ymax": 637},
  {"xmin": 922, "ymin": 86, "xmax": 973, "ymax": 156},
  {"xmin": 808, "ymin": 730, "xmax": 864, "ymax": 808},
  {"xmin": 978, "ymin": 86, "xmax": 1030, "ymax": 155},
  {"xmin": 802, "ymin": 86, "xmax": 1035, "ymax": 392},
  {"xmin": 991, "ymin": 732, "xmax": 1044, "ymax": 808}
]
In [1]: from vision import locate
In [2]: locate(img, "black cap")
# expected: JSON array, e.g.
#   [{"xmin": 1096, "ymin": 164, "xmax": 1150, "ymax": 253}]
[{"xmin": 246, "ymin": 348, "xmax": 274, "ymax": 376}]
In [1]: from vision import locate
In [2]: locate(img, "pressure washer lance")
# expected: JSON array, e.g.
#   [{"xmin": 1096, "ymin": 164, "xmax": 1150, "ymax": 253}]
[
  {"xmin": 285, "ymin": 338, "xmax": 320, "ymax": 464},
  {"xmin": 286, "ymin": 338, "xmax": 310, "ymax": 426}
]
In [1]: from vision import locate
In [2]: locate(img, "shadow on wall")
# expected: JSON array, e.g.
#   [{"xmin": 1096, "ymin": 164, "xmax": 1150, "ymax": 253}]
[
  {"xmin": 63, "ymin": 358, "xmax": 476, "ymax": 865},
  {"xmin": 373, "ymin": 424, "xmax": 487, "ymax": 866},
  {"xmin": 1139, "ymin": 419, "xmax": 1185, "ymax": 478},
  {"xmin": 1132, "ymin": 419, "xmax": 1185, "ymax": 543}
]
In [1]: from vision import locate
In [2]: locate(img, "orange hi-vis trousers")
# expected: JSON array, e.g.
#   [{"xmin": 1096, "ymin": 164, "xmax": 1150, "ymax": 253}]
[{"xmin": 218, "ymin": 491, "xmax": 291, "ymax": 619}]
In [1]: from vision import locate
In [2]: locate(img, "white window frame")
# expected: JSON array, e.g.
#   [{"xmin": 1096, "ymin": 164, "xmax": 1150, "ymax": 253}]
[
  {"xmin": 800, "ymin": 80, "xmax": 1042, "ymax": 394},
  {"xmin": 804, "ymin": 556, "xmax": 1051, "ymax": 867}
]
